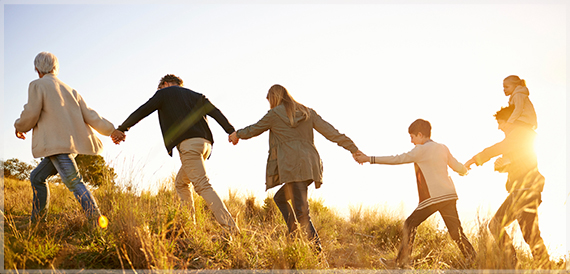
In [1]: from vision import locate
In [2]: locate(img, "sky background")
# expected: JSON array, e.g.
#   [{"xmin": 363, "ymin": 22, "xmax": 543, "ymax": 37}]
[{"xmin": 2, "ymin": 1, "xmax": 568, "ymax": 259}]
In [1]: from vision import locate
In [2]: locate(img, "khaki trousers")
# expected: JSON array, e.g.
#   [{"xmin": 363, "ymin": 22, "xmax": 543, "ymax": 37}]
[{"xmin": 175, "ymin": 138, "xmax": 238, "ymax": 232}]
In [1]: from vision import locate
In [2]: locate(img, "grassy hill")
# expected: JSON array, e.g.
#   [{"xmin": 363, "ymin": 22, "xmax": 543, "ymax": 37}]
[{"xmin": 3, "ymin": 177, "xmax": 567, "ymax": 270}]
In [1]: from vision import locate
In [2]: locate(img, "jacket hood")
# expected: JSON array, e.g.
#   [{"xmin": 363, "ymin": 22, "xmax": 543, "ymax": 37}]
[
  {"xmin": 274, "ymin": 104, "xmax": 307, "ymax": 128},
  {"xmin": 512, "ymin": 86, "xmax": 530, "ymax": 97}
]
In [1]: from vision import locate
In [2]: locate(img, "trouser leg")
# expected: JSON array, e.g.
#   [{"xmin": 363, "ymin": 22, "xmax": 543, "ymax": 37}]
[
  {"xmin": 51, "ymin": 154, "xmax": 101, "ymax": 220},
  {"xmin": 489, "ymin": 192, "xmax": 520, "ymax": 266},
  {"xmin": 396, "ymin": 204, "xmax": 437, "ymax": 266},
  {"xmin": 177, "ymin": 138, "xmax": 238, "ymax": 232},
  {"xmin": 438, "ymin": 200, "xmax": 477, "ymax": 260},
  {"xmin": 174, "ymin": 165, "xmax": 196, "ymax": 225},
  {"xmin": 288, "ymin": 181, "xmax": 320, "ymax": 243},
  {"xmin": 274, "ymin": 184, "xmax": 296, "ymax": 233},
  {"xmin": 29, "ymin": 157, "xmax": 58, "ymax": 223},
  {"xmin": 516, "ymin": 194, "xmax": 549, "ymax": 264}
]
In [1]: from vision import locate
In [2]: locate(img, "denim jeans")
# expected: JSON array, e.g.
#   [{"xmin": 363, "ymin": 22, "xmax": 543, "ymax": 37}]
[
  {"xmin": 274, "ymin": 181, "xmax": 320, "ymax": 244},
  {"xmin": 29, "ymin": 154, "xmax": 101, "ymax": 223}
]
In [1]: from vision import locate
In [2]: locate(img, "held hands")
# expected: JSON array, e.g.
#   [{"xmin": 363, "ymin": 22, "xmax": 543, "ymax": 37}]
[
  {"xmin": 229, "ymin": 131, "xmax": 239, "ymax": 145},
  {"xmin": 111, "ymin": 129, "xmax": 126, "ymax": 145},
  {"xmin": 352, "ymin": 150, "xmax": 370, "ymax": 165},
  {"xmin": 464, "ymin": 158, "xmax": 476, "ymax": 170},
  {"xmin": 15, "ymin": 129, "xmax": 26, "ymax": 140}
]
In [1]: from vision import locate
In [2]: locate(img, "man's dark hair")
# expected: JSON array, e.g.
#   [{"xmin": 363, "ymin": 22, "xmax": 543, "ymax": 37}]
[
  {"xmin": 408, "ymin": 119, "xmax": 431, "ymax": 138},
  {"xmin": 158, "ymin": 74, "xmax": 183, "ymax": 89},
  {"xmin": 494, "ymin": 105, "xmax": 515, "ymax": 121}
]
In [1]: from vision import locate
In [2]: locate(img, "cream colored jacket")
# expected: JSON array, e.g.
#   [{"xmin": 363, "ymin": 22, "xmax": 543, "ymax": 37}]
[{"xmin": 14, "ymin": 74, "xmax": 115, "ymax": 158}]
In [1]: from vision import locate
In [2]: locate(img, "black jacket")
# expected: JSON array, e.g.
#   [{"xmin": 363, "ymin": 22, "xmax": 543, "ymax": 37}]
[{"xmin": 117, "ymin": 86, "xmax": 235, "ymax": 156}]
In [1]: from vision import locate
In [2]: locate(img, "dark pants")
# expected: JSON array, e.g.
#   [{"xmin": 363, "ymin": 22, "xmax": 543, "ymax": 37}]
[
  {"xmin": 489, "ymin": 190, "xmax": 549, "ymax": 264},
  {"xmin": 396, "ymin": 200, "xmax": 476, "ymax": 266},
  {"xmin": 273, "ymin": 181, "xmax": 320, "ymax": 244}
]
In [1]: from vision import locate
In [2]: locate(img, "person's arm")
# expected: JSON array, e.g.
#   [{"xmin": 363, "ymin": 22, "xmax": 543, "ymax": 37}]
[
  {"xmin": 445, "ymin": 145, "xmax": 468, "ymax": 176},
  {"xmin": 312, "ymin": 110, "xmax": 358, "ymax": 153},
  {"xmin": 235, "ymin": 110, "xmax": 274, "ymax": 140},
  {"xmin": 204, "ymin": 98, "xmax": 235, "ymax": 134},
  {"xmin": 465, "ymin": 136, "xmax": 510, "ymax": 169},
  {"xmin": 117, "ymin": 92, "xmax": 162, "ymax": 132},
  {"xmin": 76, "ymin": 91, "xmax": 115, "ymax": 136},
  {"xmin": 369, "ymin": 146, "xmax": 419, "ymax": 165},
  {"xmin": 507, "ymin": 93, "xmax": 525, "ymax": 124},
  {"xmin": 14, "ymin": 82, "xmax": 43, "ymax": 134}
]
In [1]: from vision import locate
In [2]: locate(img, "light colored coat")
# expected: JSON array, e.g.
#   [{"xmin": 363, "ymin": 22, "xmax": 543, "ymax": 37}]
[
  {"xmin": 14, "ymin": 74, "xmax": 114, "ymax": 158},
  {"xmin": 508, "ymin": 86, "xmax": 537, "ymax": 129},
  {"xmin": 370, "ymin": 140, "xmax": 467, "ymax": 210},
  {"xmin": 236, "ymin": 104, "xmax": 358, "ymax": 190}
]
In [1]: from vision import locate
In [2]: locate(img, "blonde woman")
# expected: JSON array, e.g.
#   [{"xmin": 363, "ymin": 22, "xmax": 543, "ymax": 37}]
[{"xmin": 229, "ymin": 84, "xmax": 361, "ymax": 250}]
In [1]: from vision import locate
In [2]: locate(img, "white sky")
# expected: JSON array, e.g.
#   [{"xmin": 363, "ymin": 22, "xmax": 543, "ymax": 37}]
[{"xmin": 2, "ymin": 1, "xmax": 568, "ymax": 259}]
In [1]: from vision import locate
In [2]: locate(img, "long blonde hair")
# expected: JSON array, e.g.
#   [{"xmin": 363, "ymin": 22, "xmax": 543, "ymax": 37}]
[{"xmin": 267, "ymin": 84, "xmax": 310, "ymax": 125}]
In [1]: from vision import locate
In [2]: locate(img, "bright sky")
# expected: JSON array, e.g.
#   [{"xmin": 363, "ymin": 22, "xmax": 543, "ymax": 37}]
[{"xmin": 2, "ymin": 1, "xmax": 567, "ymax": 259}]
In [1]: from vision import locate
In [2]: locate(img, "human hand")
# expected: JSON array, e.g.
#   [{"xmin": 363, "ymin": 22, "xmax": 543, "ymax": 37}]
[
  {"xmin": 111, "ymin": 129, "xmax": 126, "ymax": 144},
  {"xmin": 352, "ymin": 150, "xmax": 369, "ymax": 165},
  {"xmin": 15, "ymin": 129, "xmax": 26, "ymax": 140},
  {"xmin": 464, "ymin": 159, "xmax": 475, "ymax": 170},
  {"xmin": 229, "ymin": 132, "xmax": 239, "ymax": 145}
]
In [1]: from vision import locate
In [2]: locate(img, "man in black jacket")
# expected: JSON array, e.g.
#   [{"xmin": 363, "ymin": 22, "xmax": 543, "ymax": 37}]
[{"xmin": 115, "ymin": 74, "xmax": 239, "ymax": 234}]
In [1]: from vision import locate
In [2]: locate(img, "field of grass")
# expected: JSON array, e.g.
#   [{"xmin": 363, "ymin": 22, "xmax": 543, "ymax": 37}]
[{"xmin": 3, "ymin": 177, "xmax": 568, "ymax": 270}]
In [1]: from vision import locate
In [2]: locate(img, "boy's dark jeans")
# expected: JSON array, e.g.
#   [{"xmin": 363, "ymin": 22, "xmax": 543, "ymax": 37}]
[
  {"xmin": 489, "ymin": 190, "xmax": 549, "ymax": 264},
  {"xmin": 396, "ymin": 200, "xmax": 476, "ymax": 266},
  {"xmin": 274, "ymin": 181, "xmax": 320, "ymax": 245}
]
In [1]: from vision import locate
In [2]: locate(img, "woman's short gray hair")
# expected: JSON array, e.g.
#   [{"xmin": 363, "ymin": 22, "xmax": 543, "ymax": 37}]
[{"xmin": 34, "ymin": 52, "xmax": 59, "ymax": 75}]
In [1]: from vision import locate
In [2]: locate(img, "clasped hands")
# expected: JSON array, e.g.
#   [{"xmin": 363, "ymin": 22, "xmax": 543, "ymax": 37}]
[{"xmin": 111, "ymin": 129, "xmax": 126, "ymax": 145}]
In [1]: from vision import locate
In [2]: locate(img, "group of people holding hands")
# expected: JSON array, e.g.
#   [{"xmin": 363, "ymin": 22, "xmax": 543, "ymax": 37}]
[{"xmin": 15, "ymin": 52, "xmax": 550, "ymax": 268}]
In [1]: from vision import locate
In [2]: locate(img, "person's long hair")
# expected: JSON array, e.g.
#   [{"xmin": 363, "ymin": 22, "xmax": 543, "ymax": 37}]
[{"xmin": 267, "ymin": 84, "xmax": 310, "ymax": 126}]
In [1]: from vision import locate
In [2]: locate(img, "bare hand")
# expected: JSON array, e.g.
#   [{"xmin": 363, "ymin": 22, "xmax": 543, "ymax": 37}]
[
  {"xmin": 111, "ymin": 129, "xmax": 126, "ymax": 144},
  {"xmin": 464, "ymin": 159, "xmax": 475, "ymax": 170},
  {"xmin": 15, "ymin": 129, "xmax": 26, "ymax": 140},
  {"xmin": 352, "ymin": 150, "xmax": 369, "ymax": 165},
  {"xmin": 229, "ymin": 132, "xmax": 239, "ymax": 145}
]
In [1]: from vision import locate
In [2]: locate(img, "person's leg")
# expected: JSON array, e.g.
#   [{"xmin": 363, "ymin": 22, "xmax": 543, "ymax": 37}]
[
  {"xmin": 396, "ymin": 204, "xmax": 438, "ymax": 266},
  {"xmin": 288, "ymin": 181, "xmax": 320, "ymax": 244},
  {"xmin": 174, "ymin": 165, "xmax": 196, "ymax": 225},
  {"xmin": 438, "ymin": 200, "xmax": 477, "ymax": 261},
  {"xmin": 178, "ymin": 138, "xmax": 238, "ymax": 233},
  {"xmin": 489, "ymin": 192, "xmax": 518, "ymax": 266},
  {"xmin": 50, "ymin": 154, "xmax": 101, "ymax": 221},
  {"xmin": 273, "ymin": 183, "xmax": 296, "ymax": 233},
  {"xmin": 516, "ymin": 193, "xmax": 550, "ymax": 266},
  {"xmin": 29, "ymin": 157, "xmax": 58, "ymax": 223}
]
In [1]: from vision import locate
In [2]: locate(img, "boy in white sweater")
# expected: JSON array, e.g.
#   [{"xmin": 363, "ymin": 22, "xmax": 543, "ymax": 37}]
[{"xmin": 355, "ymin": 119, "xmax": 476, "ymax": 268}]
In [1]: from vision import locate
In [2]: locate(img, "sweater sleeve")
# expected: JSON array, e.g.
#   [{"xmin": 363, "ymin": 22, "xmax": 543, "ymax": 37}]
[
  {"xmin": 472, "ymin": 137, "xmax": 510, "ymax": 166},
  {"xmin": 14, "ymin": 81, "xmax": 43, "ymax": 133},
  {"xmin": 507, "ymin": 93, "xmax": 525, "ymax": 124},
  {"xmin": 370, "ymin": 146, "xmax": 418, "ymax": 165},
  {"xmin": 312, "ymin": 110, "xmax": 358, "ymax": 153},
  {"xmin": 236, "ymin": 110, "xmax": 273, "ymax": 139},
  {"xmin": 445, "ymin": 145, "xmax": 468, "ymax": 175},
  {"xmin": 117, "ymin": 92, "xmax": 161, "ymax": 132},
  {"xmin": 205, "ymin": 98, "xmax": 235, "ymax": 134},
  {"xmin": 77, "ymin": 91, "xmax": 115, "ymax": 136}
]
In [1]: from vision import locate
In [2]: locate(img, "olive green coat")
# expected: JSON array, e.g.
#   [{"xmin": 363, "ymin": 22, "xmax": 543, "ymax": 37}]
[{"xmin": 236, "ymin": 104, "xmax": 358, "ymax": 190}]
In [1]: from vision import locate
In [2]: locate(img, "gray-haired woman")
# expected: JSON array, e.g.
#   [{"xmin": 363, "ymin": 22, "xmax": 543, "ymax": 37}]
[{"xmin": 15, "ymin": 52, "xmax": 124, "ymax": 226}]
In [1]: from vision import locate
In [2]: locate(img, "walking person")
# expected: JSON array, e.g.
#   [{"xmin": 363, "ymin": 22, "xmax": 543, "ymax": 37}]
[
  {"xmin": 355, "ymin": 119, "xmax": 476, "ymax": 268},
  {"xmin": 229, "ymin": 84, "xmax": 362, "ymax": 250},
  {"xmin": 465, "ymin": 106, "xmax": 550, "ymax": 268},
  {"xmin": 14, "ymin": 52, "xmax": 123, "ymax": 226},
  {"xmin": 114, "ymin": 74, "xmax": 239, "ymax": 235}
]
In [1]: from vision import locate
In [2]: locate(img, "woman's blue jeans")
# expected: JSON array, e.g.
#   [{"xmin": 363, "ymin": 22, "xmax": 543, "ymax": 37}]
[{"xmin": 29, "ymin": 154, "xmax": 101, "ymax": 223}]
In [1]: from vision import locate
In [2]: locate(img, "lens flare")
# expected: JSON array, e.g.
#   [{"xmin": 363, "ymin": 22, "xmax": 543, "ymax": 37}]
[{"xmin": 98, "ymin": 215, "xmax": 109, "ymax": 229}]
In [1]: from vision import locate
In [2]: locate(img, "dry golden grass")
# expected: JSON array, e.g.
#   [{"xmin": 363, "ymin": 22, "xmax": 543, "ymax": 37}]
[{"xmin": 3, "ymin": 177, "xmax": 568, "ymax": 270}]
